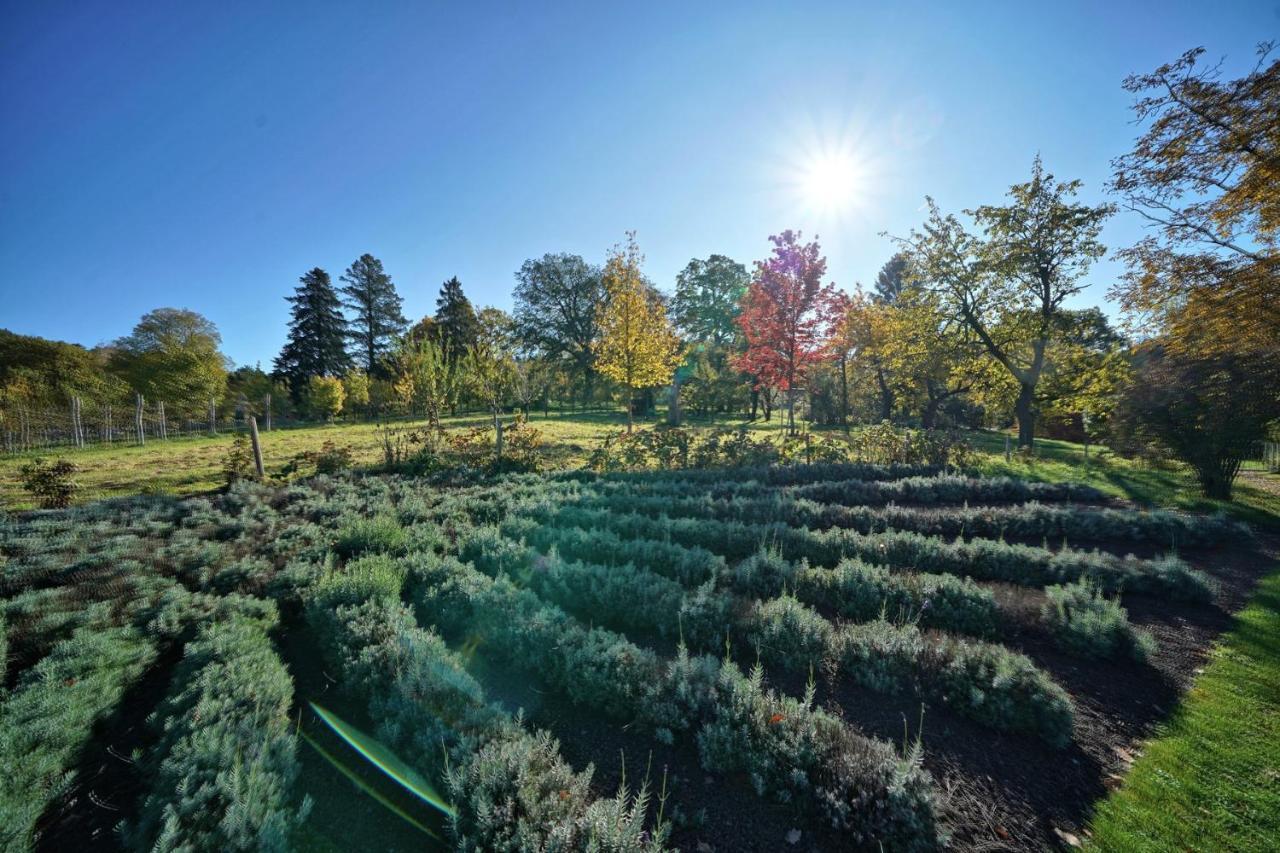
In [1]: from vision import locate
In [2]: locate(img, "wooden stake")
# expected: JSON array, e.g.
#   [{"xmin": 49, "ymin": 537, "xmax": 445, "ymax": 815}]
[
  {"xmin": 135, "ymin": 393, "xmax": 145, "ymax": 446},
  {"xmin": 249, "ymin": 416, "xmax": 265, "ymax": 478}
]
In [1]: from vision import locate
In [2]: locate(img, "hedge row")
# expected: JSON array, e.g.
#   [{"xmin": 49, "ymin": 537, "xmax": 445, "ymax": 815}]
[
  {"xmin": 585, "ymin": 472, "xmax": 1107, "ymax": 507},
  {"xmin": 526, "ymin": 505, "xmax": 1211, "ymax": 600},
  {"xmin": 307, "ymin": 555, "xmax": 670, "ymax": 850},
  {"xmin": 459, "ymin": 529, "xmax": 1069, "ymax": 746},
  {"xmin": 573, "ymin": 488, "xmax": 1238, "ymax": 547},
  {"xmin": 125, "ymin": 599, "xmax": 306, "ymax": 852},
  {"xmin": 406, "ymin": 553, "xmax": 939, "ymax": 845}
]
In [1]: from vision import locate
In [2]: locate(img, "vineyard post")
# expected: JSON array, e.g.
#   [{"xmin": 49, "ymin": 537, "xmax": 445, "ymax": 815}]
[
  {"xmin": 135, "ymin": 393, "xmax": 145, "ymax": 446},
  {"xmin": 249, "ymin": 416, "xmax": 265, "ymax": 478}
]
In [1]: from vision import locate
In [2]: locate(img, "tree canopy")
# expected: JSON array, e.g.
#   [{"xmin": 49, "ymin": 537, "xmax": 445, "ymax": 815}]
[{"xmin": 340, "ymin": 254, "xmax": 406, "ymax": 375}]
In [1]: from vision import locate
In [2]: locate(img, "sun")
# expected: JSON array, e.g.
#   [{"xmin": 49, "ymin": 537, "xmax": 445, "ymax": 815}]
[{"xmin": 799, "ymin": 152, "xmax": 862, "ymax": 215}]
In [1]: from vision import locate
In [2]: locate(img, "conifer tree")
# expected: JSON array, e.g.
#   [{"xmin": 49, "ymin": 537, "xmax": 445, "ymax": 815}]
[
  {"xmin": 274, "ymin": 268, "xmax": 351, "ymax": 398},
  {"xmin": 340, "ymin": 254, "xmax": 407, "ymax": 375},
  {"xmin": 433, "ymin": 277, "xmax": 481, "ymax": 361}
]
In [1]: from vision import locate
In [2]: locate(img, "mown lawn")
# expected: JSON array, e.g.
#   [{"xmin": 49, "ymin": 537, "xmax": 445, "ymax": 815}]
[{"xmin": 1086, "ymin": 570, "xmax": 1280, "ymax": 852}]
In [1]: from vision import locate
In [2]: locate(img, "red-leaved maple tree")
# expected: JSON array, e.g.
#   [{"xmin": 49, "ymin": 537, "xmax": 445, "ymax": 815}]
[{"xmin": 734, "ymin": 230, "xmax": 841, "ymax": 434}]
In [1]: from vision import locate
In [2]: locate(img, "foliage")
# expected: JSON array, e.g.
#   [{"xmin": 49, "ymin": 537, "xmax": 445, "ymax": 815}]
[
  {"xmin": 513, "ymin": 253, "xmax": 605, "ymax": 403},
  {"xmin": 1112, "ymin": 342, "xmax": 1280, "ymax": 499},
  {"xmin": 848, "ymin": 421, "xmax": 974, "ymax": 467},
  {"xmin": 433, "ymin": 276, "xmax": 482, "ymax": 358},
  {"xmin": 273, "ymin": 267, "xmax": 351, "ymax": 398},
  {"xmin": 1043, "ymin": 579, "xmax": 1155, "ymax": 661},
  {"xmin": 334, "ymin": 515, "xmax": 407, "ymax": 559},
  {"xmin": 594, "ymin": 233, "xmax": 683, "ymax": 430},
  {"xmin": 672, "ymin": 254, "xmax": 750, "ymax": 345},
  {"xmin": 733, "ymin": 230, "xmax": 841, "ymax": 433},
  {"xmin": 893, "ymin": 157, "xmax": 1114, "ymax": 446},
  {"xmin": 393, "ymin": 334, "xmax": 460, "ymax": 438},
  {"xmin": 108, "ymin": 308, "xmax": 229, "ymax": 415},
  {"xmin": 305, "ymin": 374, "xmax": 346, "ymax": 421},
  {"xmin": 18, "ymin": 457, "xmax": 79, "ymax": 508},
  {"xmin": 340, "ymin": 253, "xmax": 407, "ymax": 374},
  {"xmin": 342, "ymin": 368, "xmax": 371, "ymax": 415}
]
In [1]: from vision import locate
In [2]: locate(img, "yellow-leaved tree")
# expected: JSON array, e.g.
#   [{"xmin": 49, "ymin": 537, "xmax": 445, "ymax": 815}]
[{"xmin": 594, "ymin": 233, "xmax": 684, "ymax": 431}]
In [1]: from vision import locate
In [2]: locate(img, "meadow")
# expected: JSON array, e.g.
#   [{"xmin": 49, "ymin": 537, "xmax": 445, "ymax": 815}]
[{"xmin": 2, "ymin": 420, "xmax": 1277, "ymax": 851}]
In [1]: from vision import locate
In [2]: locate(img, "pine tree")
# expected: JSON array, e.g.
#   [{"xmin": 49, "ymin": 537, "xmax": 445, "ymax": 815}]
[
  {"xmin": 274, "ymin": 268, "xmax": 351, "ymax": 398},
  {"xmin": 340, "ymin": 254, "xmax": 407, "ymax": 374},
  {"xmin": 434, "ymin": 277, "xmax": 481, "ymax": 361}
]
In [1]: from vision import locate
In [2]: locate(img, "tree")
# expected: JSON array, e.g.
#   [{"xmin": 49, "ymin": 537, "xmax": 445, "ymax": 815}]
[
  {"xmin": 671, "ymin": 255, "xmax": 750, "ymax": 345},
  {"xmin": 513, "ymin": 253, "xmax": 605, "ymax": 407},
  {"xmin": 305, "ymin": 375, "xmax": 345, "ymax": 422},
  {"xmin": 893, "ymin": 158, "xmax": 1114, "ymax": 447},
  {"xmin": 340, "ymin": 254, "xmax": 406, "ymax": 375},
  {"xmin": 1106, "ymin": 45, "xmax": 1280, "ymax": 496},
  {"xmin": 393, "ymin": 335, "xmax": 460, "ymax": 441},
  {"xmin": 274, "ymin": 268, "xmax": 350, "ymax": 400},
  {"xmin": 734, "ymin": 230, "xmax": 841, "ymax": 434},
  {"xmin": 342, "ymin": 369, "xmax": 371, "ymax": 417},
  {"xmin": 465, "ymin": 307, "xmax": 518, "ymax": 427},
  {"xmin": 0, "ymin": 329, "xmax": 127, "ymax": 408},
  {"xmin": 872, "ymin": 252, "xmax": 909, "ymax": 305},
  {"xmin": 109, "ymin": 308, "xmax": 229, "ymax": 414},
  {"xmin": 434, "ymin": 277, "xmax": 481, "ymax": 361},
  {"xmin": 1113, "ymin": 342, "xmax": 1280, "ymax": 499},
  {"xmin": 593, "ymin": 234, "xmax": 683, "ymax": 431}
]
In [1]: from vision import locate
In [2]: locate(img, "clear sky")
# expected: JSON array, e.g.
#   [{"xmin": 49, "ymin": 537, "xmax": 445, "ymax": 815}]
[{"xmin": 2, "ymin": 1, "xmax": 1275, "ymax": 368}]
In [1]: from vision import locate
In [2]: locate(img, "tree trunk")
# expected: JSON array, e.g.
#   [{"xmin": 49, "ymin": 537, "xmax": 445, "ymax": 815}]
[
  {"xmin": 838, "ymin": 355, "xmax": 849, "ymax": 433},
  {"xmin": 922, "ymin": 397, "xmax": 941, "ymax": 430},
  {"xmin": 876, "ymin": 368, "xmax": 894, "ymax": 422},
  {"xmin": 1014, "ymin": 381, "xmax": 1036, "ymax": 448},
  {"xmin": 787, "ymin": 389, "xmax": 797, "ymax": 435},
  {"xmin": 626, "ymin": 382, "xmax": 634, "ymax": 432},
  {"xmin": 668, "ymin": 374, "xmax": 682, "ymax": 426}
]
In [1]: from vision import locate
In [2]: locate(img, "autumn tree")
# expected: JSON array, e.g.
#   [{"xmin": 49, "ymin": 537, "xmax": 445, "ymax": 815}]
[
  {"xmin": 393, "ymin": 335, "xmax": 460, "ymax": 443},
  {"xmin": 109, "ymin": 308, "xmax": 229, "ymax": 415},
  {"xmin": 893, "ymin": 158, "xmax": 1114, "ymax": 447},
  {"xmin": 513, "ymin": 253, "xmax": 605, "ymax": 408},
  {"xmin": 1107, "ymin": 44, "xmax": 1280, "ymax": 497},
  {"xmin": 340, "ymin": 254, "xmax": 406, "ymax": 375},
  {"xmin": 274, "ymin": 267, "xmax": 350, "ymax": 400},
  {"xmin": 594, "ymin": 234, "xmax": 683, "ymax": 431},
  {"xmin": 734, "ymin": 230, "xmax": 841, "ymax": 434},
  {"xmin": 305, "ymin": 374, "xmax": 345, "ymax": 422}
]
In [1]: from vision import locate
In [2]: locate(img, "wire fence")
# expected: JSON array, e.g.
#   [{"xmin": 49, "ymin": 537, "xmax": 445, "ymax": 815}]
[
  {"xmin": 1256, "ymin": 441, "xmax": 1280, "ymax": 473},
  {"xmin": 0, "ymin": 394, "xmax": 295, "ymax": 455}
]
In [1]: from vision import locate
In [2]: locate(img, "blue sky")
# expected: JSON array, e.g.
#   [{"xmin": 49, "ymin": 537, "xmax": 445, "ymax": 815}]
[{"xmin": 2, "ymin": 1, "xmax": 1274, "ymax": 368}]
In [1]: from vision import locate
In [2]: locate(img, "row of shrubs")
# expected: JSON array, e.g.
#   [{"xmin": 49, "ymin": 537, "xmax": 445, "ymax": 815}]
[
  {"xmin": 588, "ymin": 471, "xmax": 1108, "ymax": 507},
  {"xmin": 406, "ymin": 552, "xmax": 940, "ymax": 846},
  {"xmin": 125, "ymin": 598, "xmax": 308, "ymax": 851},
  {"xmin": 573, "ymin": 488, "xmax": 1236, "ymax": 548},
  {"xmin": 0, "ymin": 624, "xmax": 158, "ymax": 851},
  {"xmin": 459, "ymin": 529, "xmax": 1071, "ymax": 746},
  {"xmin": 520, "ymin": 503, "xmax": 1213, "ymax": 601},
  {"xmin": 494, "ymin": 513, "xmax": 1001, "ymax": 639},
  {"xmin": 307, "ymin": 555, "xmax": 672, "ymax": 850}
]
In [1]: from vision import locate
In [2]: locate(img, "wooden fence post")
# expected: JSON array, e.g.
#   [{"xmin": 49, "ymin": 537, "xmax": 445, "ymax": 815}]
[
  {"xmin": 158, "ymin": 400, "xmax": 168, "ymax": 440},
  {"xmin": 1004, "ymin": 434, "xmax": 1011, "ymax": 463},
  {"xmin": 208, "ymin": 398, "xmax": 217, "ymax": 435},
  {"xmin": 135, "ymin": 393, "xmax": 146, "ymax": 446},
  {"xmin": 249, "ymin": 416, "xmax": 265, "ymax": 478},
  {"xmin": 263, "ymin": 393, "xmax": 272, "ymax": 431}
]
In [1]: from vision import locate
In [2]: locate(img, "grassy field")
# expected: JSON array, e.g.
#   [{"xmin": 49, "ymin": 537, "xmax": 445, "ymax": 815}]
[
  {"xmin": 1087, "ymin": 570, "xmax": 1280, "ymax": 852},
  {"xmin": 4, "ymin": 410, "xmax": 1278, "ymax": 527}
]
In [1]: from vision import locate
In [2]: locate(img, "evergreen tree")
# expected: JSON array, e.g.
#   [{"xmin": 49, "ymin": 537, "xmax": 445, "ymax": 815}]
[
  {"xmin": 273, "ymin": 268, "xmax": 350, "ymax": 398},
  {"xmin": 340, "ymin": 254, "xmax": 407, "ymax": 375},
  {"xmin": 434, "ymin": 277, "xmax": 481, "ymax": 360},
  {"xmin": 872, "ymin": 252, "xmax": 909, "ymax": 305}
]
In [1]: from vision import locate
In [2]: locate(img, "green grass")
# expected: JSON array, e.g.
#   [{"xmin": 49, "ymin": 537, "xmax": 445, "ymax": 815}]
[{"xmin": 1086, "ymin": 569, "xmax": 1280, "ymax": 852}]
